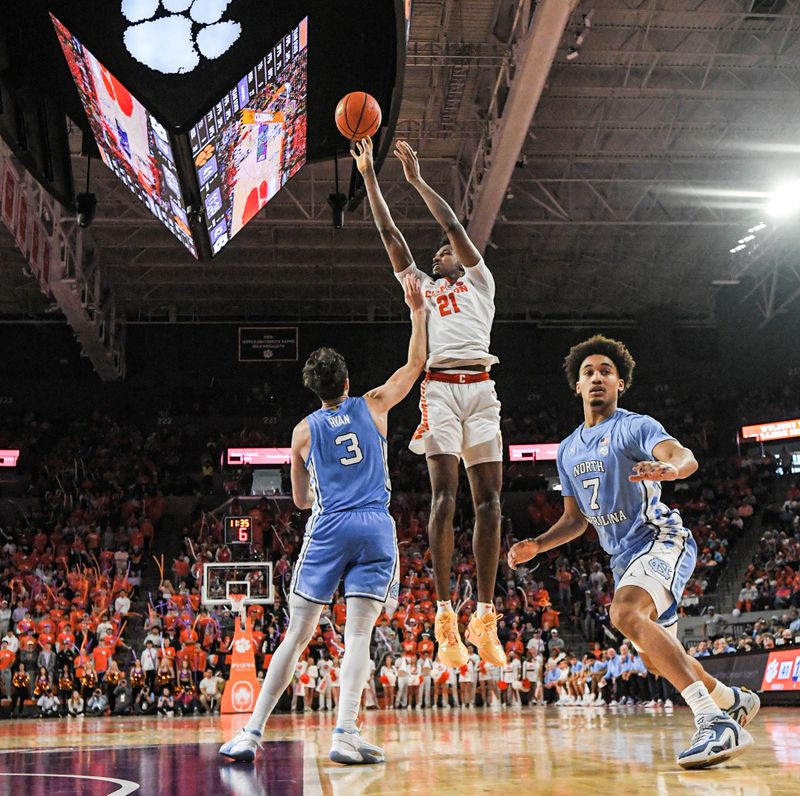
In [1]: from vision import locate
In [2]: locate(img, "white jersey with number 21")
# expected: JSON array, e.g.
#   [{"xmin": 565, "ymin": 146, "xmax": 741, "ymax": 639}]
[{"xmin": 396, "ymin": 260, "xmax": 498, "ymax": 370}]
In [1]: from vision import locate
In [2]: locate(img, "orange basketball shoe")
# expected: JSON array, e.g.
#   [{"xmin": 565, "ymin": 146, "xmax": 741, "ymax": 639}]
[
  {"xmin": 466, "ymin": 609, "xmax": 507, "ymax": 667},
  {"xmin": 434, "ymin": 608, "xmax": 469, "ymax": 668}
]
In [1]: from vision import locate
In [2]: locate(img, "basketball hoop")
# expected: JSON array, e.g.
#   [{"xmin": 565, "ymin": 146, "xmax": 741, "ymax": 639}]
[{"xmin": 229, "ymin": 593, "xmax": 248, "ymax": 631}]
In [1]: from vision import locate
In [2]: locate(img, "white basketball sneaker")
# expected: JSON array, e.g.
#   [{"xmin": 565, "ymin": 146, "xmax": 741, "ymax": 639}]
[
  {"xmin": 677, "ymin": 714, "xmax": 753, "ymax": 770},
  {"xmin": 329, "ymin": 728, "xmax": 385, "ymax": 765},
  {"xmin": 726, "ymin": 687, "xmax": 761, "ymax": 727},
  {"xmin": 219, "ymin": 728, "xmax": 263, "ymax": 763}
]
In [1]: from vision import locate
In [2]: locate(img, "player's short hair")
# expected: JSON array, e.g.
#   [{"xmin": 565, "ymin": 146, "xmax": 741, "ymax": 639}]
[
  {"xmin": 302, "ymin": 347, "xmax": 349, "ymax": 401},
  {"xmin": 563, "ymin": 334, "xmax": 636, "ymax": 391}
]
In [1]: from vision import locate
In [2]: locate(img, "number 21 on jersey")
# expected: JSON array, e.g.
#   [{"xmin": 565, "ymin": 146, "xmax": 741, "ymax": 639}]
[
  {"xmin": 335, "ymin": 432, "xmax": 363, "ymax": 466},
  {"xmin": 436, "ymin": 293, "xmax": 461, "ymax": 317}
]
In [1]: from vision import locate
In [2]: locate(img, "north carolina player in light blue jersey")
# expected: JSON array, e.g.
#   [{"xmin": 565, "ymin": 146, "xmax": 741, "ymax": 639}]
[
  {"xmin": 221, "ymin": 274, "xmax": 425, "ymax": 767},
  {"xmin": 509, "ymin": 335, "xmax": 759, "ymax": 770}
]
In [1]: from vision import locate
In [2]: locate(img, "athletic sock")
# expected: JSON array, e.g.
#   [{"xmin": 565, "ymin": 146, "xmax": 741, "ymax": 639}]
[
  {"xmin": 436, "ymin": 600, "xmax": 453, "ymax": 616},
  {"xmin": 476, "ymin": 602, "xmax": 493, "ymax": 619},
  {"xmin": 245, "ymin": 594, "xmax": 322, "ymax": 734},
  {"xmin": 336, "ymin": 597, "xmax": 382, "ymax": 733},
  {"xmin": 710, "ymin": 679, "xmax": 736, "ymax": 710},
  {"xmin": 681, "ymin": 681, "xmax": 725, "ymax": 723}
]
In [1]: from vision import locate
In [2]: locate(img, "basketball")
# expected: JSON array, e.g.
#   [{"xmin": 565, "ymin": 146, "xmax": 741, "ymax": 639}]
[{"xmin": 335, "ymin": 91, "xmax": 382, "ymax": 140}]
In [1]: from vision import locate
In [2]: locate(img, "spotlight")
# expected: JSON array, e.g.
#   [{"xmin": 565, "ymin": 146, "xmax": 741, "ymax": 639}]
[
  {"xmin": 76, "ymin": 192, "xmax": 97, "ymax": 228},
  {"xmin": 765, "ymin": 180, "xmax": 800, "ymax": 218},
  {"xmin": 328, "ymin": 193, "xmax": 347, "ymax": 230}
]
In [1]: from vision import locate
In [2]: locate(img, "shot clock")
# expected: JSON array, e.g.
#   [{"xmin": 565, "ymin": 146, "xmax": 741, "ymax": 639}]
[{"xmin": 224, "ymin": 516, "xmax": 253, "ymax": 545}]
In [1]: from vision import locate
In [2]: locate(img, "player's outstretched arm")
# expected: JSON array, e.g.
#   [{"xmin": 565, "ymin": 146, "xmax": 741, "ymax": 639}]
[
  {"xmin": 507, "ymin": 497, "xmax": 588, "ymax": 570},
  {"xmin": 394, "ymin": 139, "xmax": 482, "ymax": 269},
  {"xmin": 290, "ymin": 420, "xmax": 313, "ymax": 510},
  {"xmin": 629, "ymin": 439, "xmax": 698, "ymax": 482},
  {"xmin": 351, "ymin": 137, "xmax": 414, "ymax": 274},
  {"xmin": 364, "ymin": 274, "xmax": 427, "ymax": 414}
]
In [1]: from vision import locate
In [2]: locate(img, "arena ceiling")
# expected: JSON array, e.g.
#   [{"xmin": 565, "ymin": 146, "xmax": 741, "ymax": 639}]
[{"xmin": 3, "ymin": 0, "xmax": 800, "ymax": 326}]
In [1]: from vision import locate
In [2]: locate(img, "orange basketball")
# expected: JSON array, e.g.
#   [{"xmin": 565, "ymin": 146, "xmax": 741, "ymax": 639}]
[{"xmin": 335, "ymin": 91, "xmax": 382, "ymax": 140}]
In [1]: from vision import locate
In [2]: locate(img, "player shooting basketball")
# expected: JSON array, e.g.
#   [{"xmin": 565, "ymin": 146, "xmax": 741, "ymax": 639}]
[
  {"xmin": 353, "ymin": 136, "xmax": 506, "ymax": 670},
  {"xmin": 507, "ymin": 335, "xmax": 759, "ymax": 769}
]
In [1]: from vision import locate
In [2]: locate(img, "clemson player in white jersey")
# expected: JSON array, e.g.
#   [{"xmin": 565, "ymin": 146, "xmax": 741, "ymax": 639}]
[{"xmin": 353, "ymin": 136, "xmax": 505, "ymax": 672}]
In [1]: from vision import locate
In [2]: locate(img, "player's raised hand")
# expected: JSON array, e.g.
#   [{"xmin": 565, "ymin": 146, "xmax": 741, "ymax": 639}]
[
  {"xmin": 350, "ymin": 137, "xmax": 374, "ymax": 175},
  {"xmin": 629, "ymin": 461, "xmax": 679, "ymax": 482},
  {"xmin": 402, "ymin": 274, "xmax": 424, "ymax": 313},
  {"xmin": 394, "ymin": 140, "xmax": 421, "ymax": 184},
  {"xmin": 507, "ymin": 539, "xmax": 540, "ymax": 571}
]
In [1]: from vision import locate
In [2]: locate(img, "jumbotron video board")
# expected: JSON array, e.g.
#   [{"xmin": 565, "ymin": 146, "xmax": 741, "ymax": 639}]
[
  {"xmin": 190, "ymin": 19, "xmax": 308, "ymax": 255},
  {"xmin": 23, "ymin": 1, "xmax": 406, "ymax": 260},
  {"xmin": 51, "ymin": 13, "xmax": 308, "ymax": 259},
  {"xmin": 51, "ymin": 14, "xmax": 197, "ymax": 256}
]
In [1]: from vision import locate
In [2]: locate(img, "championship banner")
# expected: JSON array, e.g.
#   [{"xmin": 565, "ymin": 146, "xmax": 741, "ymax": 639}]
[
  {"xmin": 238, "ymin": 327, "xmax": 298, "ymax": 362},
  {"xmin": 221, "ymin": 615, "xmax": 261, "ymax": 714}
]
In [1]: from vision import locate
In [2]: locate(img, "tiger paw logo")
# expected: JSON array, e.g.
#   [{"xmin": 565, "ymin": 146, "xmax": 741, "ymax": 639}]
[
  {"xmin": 232, "ymin": 681, "xmax": 254, "ymax": 711},
  {"xmin": 121, "ymin": 0, "xmax": 242, "ymax": 74},
  {"xmin": 234, "ymin": 636, "xmax": 252, "ymax": 654}
]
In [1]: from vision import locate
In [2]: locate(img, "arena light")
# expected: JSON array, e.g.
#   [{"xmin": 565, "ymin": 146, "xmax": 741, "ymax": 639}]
[{"xmin": 765, "ymin": 180, "xmax": 800, "ymax": 218}]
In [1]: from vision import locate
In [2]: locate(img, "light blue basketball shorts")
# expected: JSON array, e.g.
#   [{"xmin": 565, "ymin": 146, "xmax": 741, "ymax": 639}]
[{"xmin": 290, "ymin": 507, "xmax": 399, "ymax": 606}]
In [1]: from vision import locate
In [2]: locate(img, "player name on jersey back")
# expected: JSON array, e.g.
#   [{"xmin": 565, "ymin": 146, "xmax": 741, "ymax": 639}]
[{"xmin": 306, "ymin": 396, "xmax": 390, "ymax": 514}]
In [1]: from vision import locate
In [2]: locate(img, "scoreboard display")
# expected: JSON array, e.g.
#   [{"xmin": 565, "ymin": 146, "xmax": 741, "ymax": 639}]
[{"xmin": 224, "ymin": 515, "xmax": 253, "ymax": 545}]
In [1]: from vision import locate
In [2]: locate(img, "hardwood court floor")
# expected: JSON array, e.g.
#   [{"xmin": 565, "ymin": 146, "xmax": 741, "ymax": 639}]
[{"xmin": 0, "ymin": 705, "xmax": 798, "ymax": 795}]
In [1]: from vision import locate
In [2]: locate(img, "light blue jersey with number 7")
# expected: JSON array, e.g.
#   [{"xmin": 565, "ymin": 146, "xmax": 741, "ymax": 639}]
[
  {"xmin": 305, "ymin": 396, "xmax": 391, "ymax": 515},
  {"xmin": 556, "ymin": 408, "xmax": 691, "ymax": 577}
]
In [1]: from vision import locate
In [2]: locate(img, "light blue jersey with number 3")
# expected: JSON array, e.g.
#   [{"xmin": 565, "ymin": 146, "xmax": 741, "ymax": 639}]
[{"xmin": 305, "ymin": 396, "xmax": 391, "ymax": 515}]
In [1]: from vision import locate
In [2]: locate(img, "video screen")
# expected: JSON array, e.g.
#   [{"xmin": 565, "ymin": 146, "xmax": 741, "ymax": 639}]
[
  {"xmin": 226, "ymin": 448, "xmax": 291, "ymax": 466},
  {"xmin": 190, "ymin": 18, "xmax": 308, "ymax": 255},
  {"xmin": 741, "ymin": 417, "xmax": 800, "ymax": 443},
  {"xmin": 51, "ymin": 14, "xmax": 197, "ymax": 257}
]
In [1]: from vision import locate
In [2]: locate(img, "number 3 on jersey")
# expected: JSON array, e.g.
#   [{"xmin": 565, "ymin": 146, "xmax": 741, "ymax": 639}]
[
  {"xmin": 582, "ymin": 477, "xmax": 600, "ymax": 510},
  {"xmin": 436, "ymin": 293, "xmax": 461, "ymax": 317},
  {"xmin": 335, "ymin": 432, "xmax": 363, "ymax": 466}
]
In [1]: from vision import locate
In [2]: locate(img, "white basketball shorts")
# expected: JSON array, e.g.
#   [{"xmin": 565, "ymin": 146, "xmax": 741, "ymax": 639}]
[{"xmin": 409, "ymin": 375, "xmax": 502, "ymax": 467}]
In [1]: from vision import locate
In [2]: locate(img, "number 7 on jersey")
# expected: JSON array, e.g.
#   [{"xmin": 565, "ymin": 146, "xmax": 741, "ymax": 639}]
[{"xmin": 582, "ymin": 477, "xmax": 600, "ymax": 510}]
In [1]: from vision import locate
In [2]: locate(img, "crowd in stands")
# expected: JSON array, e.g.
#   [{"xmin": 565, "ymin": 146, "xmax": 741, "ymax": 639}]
[
  {"xmin": 690, "ymin": 609, "xmax": 800, "ymax": 657},
  {"xmin": 1, "ymin": 376, "xmax": 799, "ymax": 720},
  {"xmin": 731, "ymin": 480, "xmax": 800, "ymax": 612}
]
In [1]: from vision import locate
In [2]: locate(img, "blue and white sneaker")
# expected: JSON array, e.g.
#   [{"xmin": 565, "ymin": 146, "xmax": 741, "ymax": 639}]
[
  {"xmin": 329, "ymin": 728, "xmax": 385, "ymax": 765},
  {"xmin": 727, "ymin": 687, "xmax": 760, "ymax": 727},
  {"xmin": 219, "ymin": 728, "xmax": 263, "ymax": 763},
  {"xmin": 677, "ymin": 714, "xmax": 753, "ymax": 770}
]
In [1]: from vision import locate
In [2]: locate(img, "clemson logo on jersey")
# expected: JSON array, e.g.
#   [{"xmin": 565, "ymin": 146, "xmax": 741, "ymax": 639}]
[
  {"xmin": 234, "ymin": 637, "xmax": 252, "ymax": 654},
  {"xmin": 647, "ymin": 557, "xmax": 672, "ymax": 580}
]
